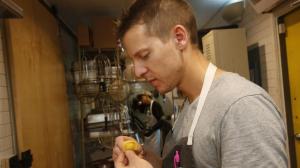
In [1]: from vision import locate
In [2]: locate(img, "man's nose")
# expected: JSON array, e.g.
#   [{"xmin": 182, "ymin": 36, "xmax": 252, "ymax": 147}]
[{"xmin": 134, "ymin": 62, "xmax": 147, "ymax": 78}]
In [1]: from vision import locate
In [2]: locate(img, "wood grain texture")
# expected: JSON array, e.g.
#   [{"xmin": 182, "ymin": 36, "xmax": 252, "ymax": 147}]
[{"xmin": 4, "ymin": 0, "xmax": 74, "ymax": 167}]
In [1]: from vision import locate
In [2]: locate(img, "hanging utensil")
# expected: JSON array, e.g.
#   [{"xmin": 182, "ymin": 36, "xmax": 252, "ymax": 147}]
[{"xmin": 108, "ymin": 41, "xmax": 130, "ymax": 102}]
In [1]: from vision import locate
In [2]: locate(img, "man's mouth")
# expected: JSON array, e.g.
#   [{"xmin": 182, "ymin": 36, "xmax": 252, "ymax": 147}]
[{"xmin": 148, "ymin": 79, "xmax": 158, "ymax": 86}]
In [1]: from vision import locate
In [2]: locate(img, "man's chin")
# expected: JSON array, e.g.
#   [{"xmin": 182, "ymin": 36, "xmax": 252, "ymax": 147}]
[{"xmin": 155, "ymin": 86, "xmax": 173, "ymax": 95}]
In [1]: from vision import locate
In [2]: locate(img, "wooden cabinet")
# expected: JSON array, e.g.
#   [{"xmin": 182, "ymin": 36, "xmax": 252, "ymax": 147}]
[
  {"xmin": 77, "ymin": 25, "xmax": 93, "ymax": 47},
  {"xmin": 92, "ymin": 17, "xmax": 117, "ymax": 49}
]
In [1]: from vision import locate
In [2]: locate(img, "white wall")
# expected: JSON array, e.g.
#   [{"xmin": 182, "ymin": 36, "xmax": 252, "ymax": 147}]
[
  {"xmin": 239, "ymin": 2, "xmax": 284, "ymax": 113},
  {"xmin": 0, "ymin": 24, "xmax": 14, "ymax": 164},
  {"xmin": 202, "ymin": 1, "xmax": 285, "ymax": 114}
]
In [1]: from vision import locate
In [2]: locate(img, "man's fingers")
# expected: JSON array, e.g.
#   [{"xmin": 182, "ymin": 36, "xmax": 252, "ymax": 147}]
[
  {"xmin": 138, "ymin": 150, "xmax": 145, "ymax": 159},
  {"xmin": 112, "ymin": 153, "xmax": 117, "ymax": 161},
  {"xmin": 113, "ymin": 145, "xmax": 122, "ymax": 160},
  {"xmin": 125, "ymin": 150, "xmax": 139, "ymax": 163},
  {"xmin": 116, "ymin": 152, "xmax": 125, "ymax": 162},
  {"xmin": 114, "ymin": 152, "xmax": 126, "ymax": 168},
  {"xmin": 113, "ymin": 145, "xmax": 122, "ymax": 155},
  {"xmin": 113, "ymin": 135, "xmax": 144, "ymax": 167}
]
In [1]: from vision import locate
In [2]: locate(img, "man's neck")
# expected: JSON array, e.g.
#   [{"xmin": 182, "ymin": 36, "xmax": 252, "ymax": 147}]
[{"xmin": 177, "ymin": 50, "xmax": 210, "ymax": 102}]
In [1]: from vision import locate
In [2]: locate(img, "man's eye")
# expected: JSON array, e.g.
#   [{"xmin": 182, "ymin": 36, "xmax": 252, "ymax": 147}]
[{"xmin": 141, "ymin": 53, "xmax": 149, "ymax": 59}]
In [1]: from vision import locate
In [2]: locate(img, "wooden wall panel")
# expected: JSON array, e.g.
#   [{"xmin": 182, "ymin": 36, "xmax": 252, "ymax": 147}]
[{"xmin": 4, "ymin": 0, "xmax": 74, "ymax": 167}]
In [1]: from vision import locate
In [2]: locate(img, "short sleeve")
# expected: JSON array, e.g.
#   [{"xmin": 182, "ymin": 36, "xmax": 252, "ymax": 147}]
[{"xmin": 220, "ymin": 95, "xmax": 288, "ymax": 168}]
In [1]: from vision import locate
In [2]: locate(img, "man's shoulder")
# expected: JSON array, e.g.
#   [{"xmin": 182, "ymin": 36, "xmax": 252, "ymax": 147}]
[
  {"xmin": 211, "ymin": 72, "xmax": 268, "ymax": 102},
  {"xmin": 206, "ymin": 72, "xmax": 279, "ymax": 118}
]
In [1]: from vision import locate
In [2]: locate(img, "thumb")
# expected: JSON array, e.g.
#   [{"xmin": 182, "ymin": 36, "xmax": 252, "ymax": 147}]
[
  {"xmin": 125, "ymin": 150, "xmax": 139, "ymax": 163},
  {"xmin": 114, "ymin": 152, "xmax": 126, "ymax": 168}
]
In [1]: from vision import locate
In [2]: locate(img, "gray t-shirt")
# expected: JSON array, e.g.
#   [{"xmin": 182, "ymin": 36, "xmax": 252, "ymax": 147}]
[{"xmin": 164, "ymin": 72, "xmax": 288, "ymax": 168}]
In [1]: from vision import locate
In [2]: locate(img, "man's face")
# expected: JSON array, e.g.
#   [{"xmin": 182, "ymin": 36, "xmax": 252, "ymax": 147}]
[{"xmin": 123, "ymin": 24, "xmax": 184, "ymax": 93}]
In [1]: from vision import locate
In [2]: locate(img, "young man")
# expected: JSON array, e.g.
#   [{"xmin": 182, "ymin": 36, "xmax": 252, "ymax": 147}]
[{"xmin": 113, "ymin": 0, "xmax": 288, "ymax": 167}]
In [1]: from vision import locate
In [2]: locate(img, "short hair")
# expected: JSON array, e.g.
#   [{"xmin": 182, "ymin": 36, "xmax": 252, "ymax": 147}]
[{"xmin": 117, "ymin": 0, "xmax": 198, "ymax": 45}]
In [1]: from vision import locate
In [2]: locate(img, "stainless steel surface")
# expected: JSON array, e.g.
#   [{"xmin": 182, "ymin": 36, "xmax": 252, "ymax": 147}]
[{"xmin": 87, "ymin": 113, "xmax": 119, "ymax": 124}]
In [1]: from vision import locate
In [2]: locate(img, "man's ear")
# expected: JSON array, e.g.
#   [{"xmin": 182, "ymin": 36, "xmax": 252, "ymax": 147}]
[{"xmin": 172, "ymin": 25, "xmax": 188, "ymax": 50}]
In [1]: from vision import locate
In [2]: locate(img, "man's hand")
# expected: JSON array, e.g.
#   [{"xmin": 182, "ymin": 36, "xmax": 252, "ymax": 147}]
[
  {"xmin": 112, "ymin": 136, "xmax": 143, "ymax": 165},
  {"xmin": 115, "ymin": 150, "xmax": 153, "ymax": 168}
]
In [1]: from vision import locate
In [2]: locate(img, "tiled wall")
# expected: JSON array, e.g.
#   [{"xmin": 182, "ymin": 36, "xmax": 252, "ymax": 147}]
[
  {"xmin": 0, "ymin": 24, "xmax": 14, "ymax": 162},
  {"xmin": 239, "ymin": 4, "xmax": 284, "ymax": 113},
  {"xmin": 202, "ymin": 1, "xmax": 285, "ymax": 114}
]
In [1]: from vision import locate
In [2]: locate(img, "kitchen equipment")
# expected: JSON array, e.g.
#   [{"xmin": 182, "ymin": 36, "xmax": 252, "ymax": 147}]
[
  {"xmin": 72, "ymin": 50, "xmax": 101, "ymax": 98},
  {"xmin": 82, "ymin": 58, "xmax": 98, "ymax": 82},
  {"xmin": 123, "ymin": 58, "xmax": 146, "ymax": 82},
  {"xmin": 72, "ymin": 61, "xmax": 81, "ymax": 84},
  {"xmin": 108, "ymin": 79, "xmax": 130, "ymax": 102},
  {"xmin": 80, "ymin": 97, "xmax": 95, "ymax": 118},
  {"xmin": 108, "ymin": 44, "xmax": 130, "ymax": 102},
  {"xmin": 86, "ymin": 104, "xmax": 133, "ymax": 138}
]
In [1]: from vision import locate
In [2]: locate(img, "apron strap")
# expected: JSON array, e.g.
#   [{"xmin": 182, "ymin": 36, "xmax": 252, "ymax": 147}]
[
  {"xmin": 150, "ymin": 99, "xmax": 154, "ymax": 114},
  {"xmin": 187, "ymin": 63, "xmax": 217, "ymax": 145}
]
